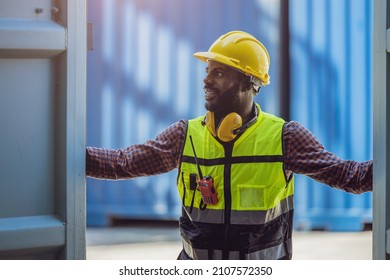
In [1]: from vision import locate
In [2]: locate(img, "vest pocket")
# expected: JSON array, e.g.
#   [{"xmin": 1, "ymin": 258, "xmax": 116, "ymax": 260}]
[
  {"xmin": 237, "ymin": 184, "xmax": 267, "ymax": 210},
  {"xmin": 239, "ymin": 221, "xmax": 288, "ymax": 259},
  {"xmin": 179, "ymin": 216, "xmax": 213, "ymax": 259}
]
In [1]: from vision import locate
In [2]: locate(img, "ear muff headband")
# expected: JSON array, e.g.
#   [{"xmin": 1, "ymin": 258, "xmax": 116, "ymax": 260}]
[{"xmin": 204, "ymin": 111, "xmax": 217, "ymax": 136}]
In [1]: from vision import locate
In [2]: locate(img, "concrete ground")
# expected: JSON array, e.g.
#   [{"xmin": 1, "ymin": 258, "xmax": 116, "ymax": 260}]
[{"xmin": 86, "ymin": 222, "xmax": 372, "ymax": 260}]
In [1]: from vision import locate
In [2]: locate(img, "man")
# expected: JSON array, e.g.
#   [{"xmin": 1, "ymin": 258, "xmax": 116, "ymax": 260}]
[{"xmin": 86, "ymin": 31, "xmax": 373, "ymax": 260}]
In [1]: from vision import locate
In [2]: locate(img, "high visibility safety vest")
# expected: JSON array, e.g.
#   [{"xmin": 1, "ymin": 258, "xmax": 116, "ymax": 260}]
[{"xmin": 177, "ymin": 104, "xmax": 294, "ymax": 260}]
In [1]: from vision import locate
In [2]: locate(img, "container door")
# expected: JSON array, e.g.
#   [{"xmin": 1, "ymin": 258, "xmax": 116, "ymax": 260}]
[
  {"xmin": 373, "ymin": 0, "xmax": 390, "ymax": 260},
  {"xmin": 0, "ymin": 0, "xmax": 86, "ymax": 259}
]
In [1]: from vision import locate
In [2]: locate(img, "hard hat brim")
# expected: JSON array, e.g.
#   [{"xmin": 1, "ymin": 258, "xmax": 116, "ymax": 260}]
[
  {"xmin": 193, "ymin": 51, "xmax": 270, "ymax": 86},
  {"xmin": 194, "ymin": 51, "xmax": 240, "ymax": 72}
]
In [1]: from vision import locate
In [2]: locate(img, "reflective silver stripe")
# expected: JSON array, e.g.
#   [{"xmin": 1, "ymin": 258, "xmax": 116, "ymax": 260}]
[
  {"xmin": 231, "ymin": 195, "xmax": 294, "ymax": 225},
  {"xmin": 183, "ymin": 207, "xmax": 225, "ymax": 224},
  {"xmin": 184, "ymin": 195, "xmax": 294, "ymax": 225},
  {"xmin": 182, "ymin": 237, "xmax": 291, "ymax": 260}
]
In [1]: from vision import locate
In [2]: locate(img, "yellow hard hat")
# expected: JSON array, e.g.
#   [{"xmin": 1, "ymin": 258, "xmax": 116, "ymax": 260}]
[{"xmin": 193, "ymin": 31, "xmax": 270, "ymax": 86}]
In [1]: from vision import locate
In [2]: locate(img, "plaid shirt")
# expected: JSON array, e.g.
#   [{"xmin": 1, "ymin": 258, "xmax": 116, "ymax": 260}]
[{"xmin": 86, "ymin": 119, "xmax": 373, "ymax": 194}]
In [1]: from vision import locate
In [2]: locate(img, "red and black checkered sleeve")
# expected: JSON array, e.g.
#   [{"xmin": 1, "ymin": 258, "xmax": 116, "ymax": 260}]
[
  {"xmin": 86, "ymin": 120, "xmax": 187, "ymax": 180},
  {"xmin": 283, "ymin": 121, "xmax": 373, "ymax": 194}
]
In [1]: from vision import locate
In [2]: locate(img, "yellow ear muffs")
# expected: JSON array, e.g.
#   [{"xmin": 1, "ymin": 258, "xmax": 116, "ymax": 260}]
[
  {"xmin": 204, "ymin": 112, "xmax": 242, "ymax": 142},
  {"xmin": 218, "ymin": 112, "xmax": 242, "ymax": 142}
]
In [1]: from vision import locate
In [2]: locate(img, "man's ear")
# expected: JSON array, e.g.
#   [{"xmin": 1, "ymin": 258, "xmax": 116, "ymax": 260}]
[{"xmin": 241, "ymin": 77, "xmax": 252, "ymax": 92}]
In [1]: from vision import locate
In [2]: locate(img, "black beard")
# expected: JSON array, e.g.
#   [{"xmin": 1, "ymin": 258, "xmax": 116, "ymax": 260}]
[{"xmin": 205, "ymin": 83, "xmax": 241, "ymax": 116}]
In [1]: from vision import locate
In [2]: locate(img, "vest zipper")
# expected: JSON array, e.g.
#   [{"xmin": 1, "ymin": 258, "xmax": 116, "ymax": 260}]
[{"xmin": 222, "ymin": 142, "xmax": 233, "ymax": 259}]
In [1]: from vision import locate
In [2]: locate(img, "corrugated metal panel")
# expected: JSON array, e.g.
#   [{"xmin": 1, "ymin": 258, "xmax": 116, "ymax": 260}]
[
  {"xmin": 86, "ymin": 0, "xmax": 282, "ymax": 226},
  {"xmin": 290, "ymin": 0, "xmax": 373, "ymax": 231},
  {"xmin": 0, "ymin": 0, "xmax": 86, "ymax": 259}
]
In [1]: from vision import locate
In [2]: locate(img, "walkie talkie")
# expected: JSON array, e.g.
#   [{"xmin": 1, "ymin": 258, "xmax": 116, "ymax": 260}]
[{"xmin": 189, "ymin": 135, "xmax": 218, "ymax": 205}]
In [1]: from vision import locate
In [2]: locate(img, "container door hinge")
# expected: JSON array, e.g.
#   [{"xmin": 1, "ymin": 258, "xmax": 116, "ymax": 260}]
[
  {"xmin": 387, "ymin": 228, "xmax": 390, "ymax": 254},
  {"xmin": 387, "ymin": 28, "xmax": 390, "ymax": 53},
  {"xmin": 87, "ymin": 22, "xmax": 94, "ymax": 51}
]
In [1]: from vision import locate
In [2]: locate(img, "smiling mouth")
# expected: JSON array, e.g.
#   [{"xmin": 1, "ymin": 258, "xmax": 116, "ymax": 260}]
[
  {"xmin": 205, "ymin": 92, "xmax": 216, "ymax": 101},
  {"xmin": 204, "ymin": 88, "xmax": 218, "ymax": 100}
]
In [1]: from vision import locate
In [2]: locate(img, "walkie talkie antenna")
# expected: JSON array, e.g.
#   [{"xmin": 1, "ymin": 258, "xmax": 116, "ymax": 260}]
[
  {"xmin": 189, "ymin": 135, "xmax": 203, "ymax": 178},
  {"xmin": 188, "ymin": 135, "xmax": 218, "ymax": 206}
]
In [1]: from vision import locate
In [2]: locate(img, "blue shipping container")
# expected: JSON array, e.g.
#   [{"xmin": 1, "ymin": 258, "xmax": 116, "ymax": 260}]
[{"xmin": 290, "ymin": 0, "xmax": 373, "ymax": 231}]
